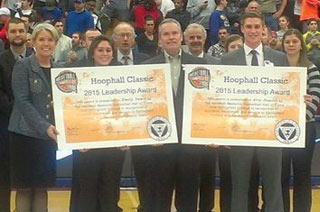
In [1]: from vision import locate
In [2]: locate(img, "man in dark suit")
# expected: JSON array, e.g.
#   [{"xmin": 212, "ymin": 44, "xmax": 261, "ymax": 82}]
[
  {"xmin": 137, "ymin": 18, "xmax": 206, "ymax": 212},
  {"xmin": 184, "ymin": 22, "xmax": 220, "ymax": 212},
  {"xmin": 112, "ymin": 22, "xmax": 149, "ymax": 65},
  {"xmin": 221, "ymin": 12, "xmax": 287, "ymax": 212},
  {"xmin": 0, "ymin": 17, "xmax": 33, "ymax": 212}
]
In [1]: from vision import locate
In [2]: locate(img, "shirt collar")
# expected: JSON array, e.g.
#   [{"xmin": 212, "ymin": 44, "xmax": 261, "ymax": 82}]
[
  {"xmin": 243, "ymin": 43, "xmax": 263, "ymax": 56},
  {"xmin": 10, "ymin": 47, "xmax": 26, "ymax": 60},
  {"xmin": 117, "ymin": 49, "xmax": 133, "ymax": 61},
  {"xmin": 164, "ymin": 49, "xmax": 182, "ymax": 62}
]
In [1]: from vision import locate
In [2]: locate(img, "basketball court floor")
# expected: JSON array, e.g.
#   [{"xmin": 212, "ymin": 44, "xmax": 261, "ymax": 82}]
[{"xmin": 8, "ymin": 188, "xmax": 320, "ymax": 212}]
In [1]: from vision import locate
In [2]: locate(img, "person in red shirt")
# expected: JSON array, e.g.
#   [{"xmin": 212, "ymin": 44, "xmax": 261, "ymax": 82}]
[
  {"xmin": 130, "ymin": 0, "xmax": 163, "ymax": 34},
  {"xmin": 0, "ymin": 7, "xmax": 10, "ymax": 43}
]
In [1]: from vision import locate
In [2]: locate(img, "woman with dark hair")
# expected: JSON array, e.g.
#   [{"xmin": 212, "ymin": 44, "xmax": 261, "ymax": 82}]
[
  {"xmin": 277, "ymin": 15, "xmax": 290, "ymax": 41},
  {"xmin": 281, "ymin": 28, "xmax": 320, "ymax": 212},
  {"xmin": 70, "ymin": 35, "xmax": 125, "ymax": 212}
]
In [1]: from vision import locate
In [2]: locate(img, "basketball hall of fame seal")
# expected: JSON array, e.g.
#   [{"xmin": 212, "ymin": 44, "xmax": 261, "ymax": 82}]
[
  {"xmin": 275, "ymin": 119, "xmax": 300, "ymax": 144},
  {"xmin": 147, "ymin": 116, "xmax": 172, "ymax": 141}
]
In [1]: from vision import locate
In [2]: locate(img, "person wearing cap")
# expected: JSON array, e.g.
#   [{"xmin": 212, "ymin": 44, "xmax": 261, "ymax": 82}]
[
  {"xmin": 42, "ymin": 0, "xmax": 62, "ymax": 22},
  {"xmin": 0, "ymin": 7, "xmax": 10, "ymax": 43},
  {"xmin": 66, "ymin": 0, "xmax": 94, "ymax": 37}
]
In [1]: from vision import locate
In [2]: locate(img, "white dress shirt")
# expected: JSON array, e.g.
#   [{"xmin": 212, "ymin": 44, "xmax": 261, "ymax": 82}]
[{"xmin": 243, "ymin": 43, "xmax": 264, "ymax": 66}]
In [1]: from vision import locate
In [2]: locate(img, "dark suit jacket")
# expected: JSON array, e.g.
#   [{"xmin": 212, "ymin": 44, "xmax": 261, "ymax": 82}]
[
  {"xmin": 203, "ymin": 53, "xmax": 220, "ymax": 65},
  {"xmin": 143, "ymin": 51, "xmax": 206, "ymax": 141},
  {"xmin": 221, "ymin": 46, "xmax": 288, "ymax": 66},
  {"xmin": 0, "ymin": 48, "xmax": 33, "ymax": 127},
  {"xmin": 115, "ymin": 48, "xmax": 150, "ymax": 65}
]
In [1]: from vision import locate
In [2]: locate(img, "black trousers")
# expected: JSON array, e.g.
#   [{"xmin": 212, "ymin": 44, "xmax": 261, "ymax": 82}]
[
  {"xmin": 282, "ymin": 122, "xmax": 316, "ymax": 212},
  {"xmin": 0, "ymin": 127, "xmax": 10, "ymax": 212},
  {"xmin": 70, "ymin": 148, "xmax": 125, "ymax": 212},
  {"xmin": 175, "ymin": 145, "xmax": 201, "ymax": 212},
  {"xmin": 133, "ymin": 144, "xmax": 176, "ymax": 212},
  {"xmin": 198, "ymin": 147, "xmax": 217, "ymax": 212}
]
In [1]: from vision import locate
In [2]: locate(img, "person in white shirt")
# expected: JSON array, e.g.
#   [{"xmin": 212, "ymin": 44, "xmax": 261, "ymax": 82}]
[
  {"xmin": 52, "ymin": 19, "xmax": 72, "ymax": 65},
  {"xmin": 155, "ymin": 0, "xmax": 175, "ymax": 16},
  {"xmin": 15, "ymin": 0, "xmax": 33, "ymax": 18}
]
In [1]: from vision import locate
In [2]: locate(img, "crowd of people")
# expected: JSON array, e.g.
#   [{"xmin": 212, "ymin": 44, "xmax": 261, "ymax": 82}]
[{"xmin": 0, "ymin": 0, "xmax": 320, "ymax": 212}]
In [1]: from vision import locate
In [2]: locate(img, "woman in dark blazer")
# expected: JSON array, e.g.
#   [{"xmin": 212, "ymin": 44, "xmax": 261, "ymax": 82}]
[
  {"xmin": 8, "ymin": 23, "xmax": 60, "ymax": 212},
  {"xmin": 69, "ymin": 35, "xmax": 125, "ymax": 212}
]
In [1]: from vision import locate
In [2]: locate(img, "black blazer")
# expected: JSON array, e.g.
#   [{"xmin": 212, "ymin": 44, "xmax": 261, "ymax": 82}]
[
  {"xmin": 143, "ymin": 51, "xmax": 206, "ymax": 142},
  {"xmin": 0, "ymin": 48, "xmax": 33, "ymax": 127}
]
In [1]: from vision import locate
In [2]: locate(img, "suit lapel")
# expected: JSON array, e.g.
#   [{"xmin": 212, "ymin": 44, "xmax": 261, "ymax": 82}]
[{"xmin": 238, "ymin": 47, "xmax": 247, "ymax": 65}]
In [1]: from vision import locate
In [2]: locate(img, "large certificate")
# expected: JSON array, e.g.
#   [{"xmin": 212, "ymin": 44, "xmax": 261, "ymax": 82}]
[
  {"xmin": 51, "ymin": 64, "xmax": 178, "ymax": 150},
  {"xmin": 183, "ymin": 65, "xmax": 307, "ymax": 147}
]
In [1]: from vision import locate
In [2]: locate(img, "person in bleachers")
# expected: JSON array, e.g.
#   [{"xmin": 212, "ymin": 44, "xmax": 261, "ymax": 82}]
[
  {"xmin": 207, "ymin": 26, "xmax": 229, "ymax": 58},
  {"xmin": 20, "ymin": 14, "xmax": 33, "ymax": 33},
  {"xmin": 26, "ymin": 32, "xmax": 33, "ymax": 48},
  {"xmin": 14, "ymin": 0, "xmax": 33, "ymax": 18},
  {"xmin": 33, "ymin": 0, "xmax": 46, "ymax": 9},
  {"xmin": 303, "ymin": 18, "xmax": 320, "ymax": 66},
  {"xmin": 42, "ymin": 0, "xmax": 62, "ymax": 22},
  {"xmin": 135, "ymin": 15, "xmax": 158, "ymax": 56},
  {"xmin": 130, "ymin": 0, "xmax": 163, "ymax": 35},
  {"xmin": 209, "ymin": 0, "xmax": 230, "ymax": 46},
  {"xmin": 52, "ymin": 19, "xmax": 72, "ymax": 65},
  {"xmin": 262, "ymin": 26, "xmax": 282, "ymax": 50},
  {"xmin": 66, "ymin": 0, "xmax": 94, "ymax": 37},
  {"xmin": 67, "ymin": 31, "xmax": 87, "ymax": 64},
  {"xmin": 155, "ymin": 0, "xmax": 175, "ymax": 17},
  {"xmin": 0, "ymin": 7, "xmax": 10, "ymax": 43},
  {"xmin": 101, "ymin": 0, "xmax": 130, "ymax": 22},
  {"xmin": 186, "ymin": 0, "xmax": 216, "ymax": 40},
  {"xmin": 166, "ymin": 0, "xmax": 191, "ymax": 32},
  {"xmin": 276, "ymin": 15, "xmax": 290, "ymax": 40},
  {"xmin": 246, "ymin": 0, "xmax": 260, "ymax": 13},
  {"xmin": 85, "ymin": 0, "xmax": 102, "ymax": 31},
  {"xmin": 257, "ymin": 0, "xmax": 287, "ymax": 31}
]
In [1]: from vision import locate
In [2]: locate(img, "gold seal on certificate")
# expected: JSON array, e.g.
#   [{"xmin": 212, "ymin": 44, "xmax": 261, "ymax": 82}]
[
  {"xmin": 182, "ymin": 65, "xmax": 307, "ymax": 148},
  {"xmin": 51, "ymin": 64, "xmax": 178, "ymax": 150}
]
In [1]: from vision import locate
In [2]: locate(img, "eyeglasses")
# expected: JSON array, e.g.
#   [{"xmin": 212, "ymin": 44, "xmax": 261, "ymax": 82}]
[{"xmin": 115, "ymin": 33, "xmax": 134, "ymax": 38}]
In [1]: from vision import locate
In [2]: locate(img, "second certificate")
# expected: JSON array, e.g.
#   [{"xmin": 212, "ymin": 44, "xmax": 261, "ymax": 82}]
[{"xmin": 182, "ymin": 64, "xmax": 307, "ymax": 148}]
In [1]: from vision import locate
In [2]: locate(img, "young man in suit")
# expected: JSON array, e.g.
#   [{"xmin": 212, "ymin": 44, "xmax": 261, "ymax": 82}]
[
  {"xmin": 112, "ymin": 22, "xmax": 149, "ymax": 65},
  {"xmin": 0, "ymin": 17, "xmax": 32, "ymax": 212},
  {"xmin": 138, "ymin": 18, "xmax": 206, "ymax": 212},
  {"xmin": 221, "ymin": 12, "xmax": 288, "ymax": 212}
]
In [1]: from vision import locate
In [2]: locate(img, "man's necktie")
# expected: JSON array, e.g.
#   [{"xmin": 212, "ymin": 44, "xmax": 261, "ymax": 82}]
[
  {"xmin": 122, "ymin": 55, "xmax": 129, "ymax": 65},
  {"xmin": 251, "ymin": 49, "xmax": 258, "ymax": 66}
]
